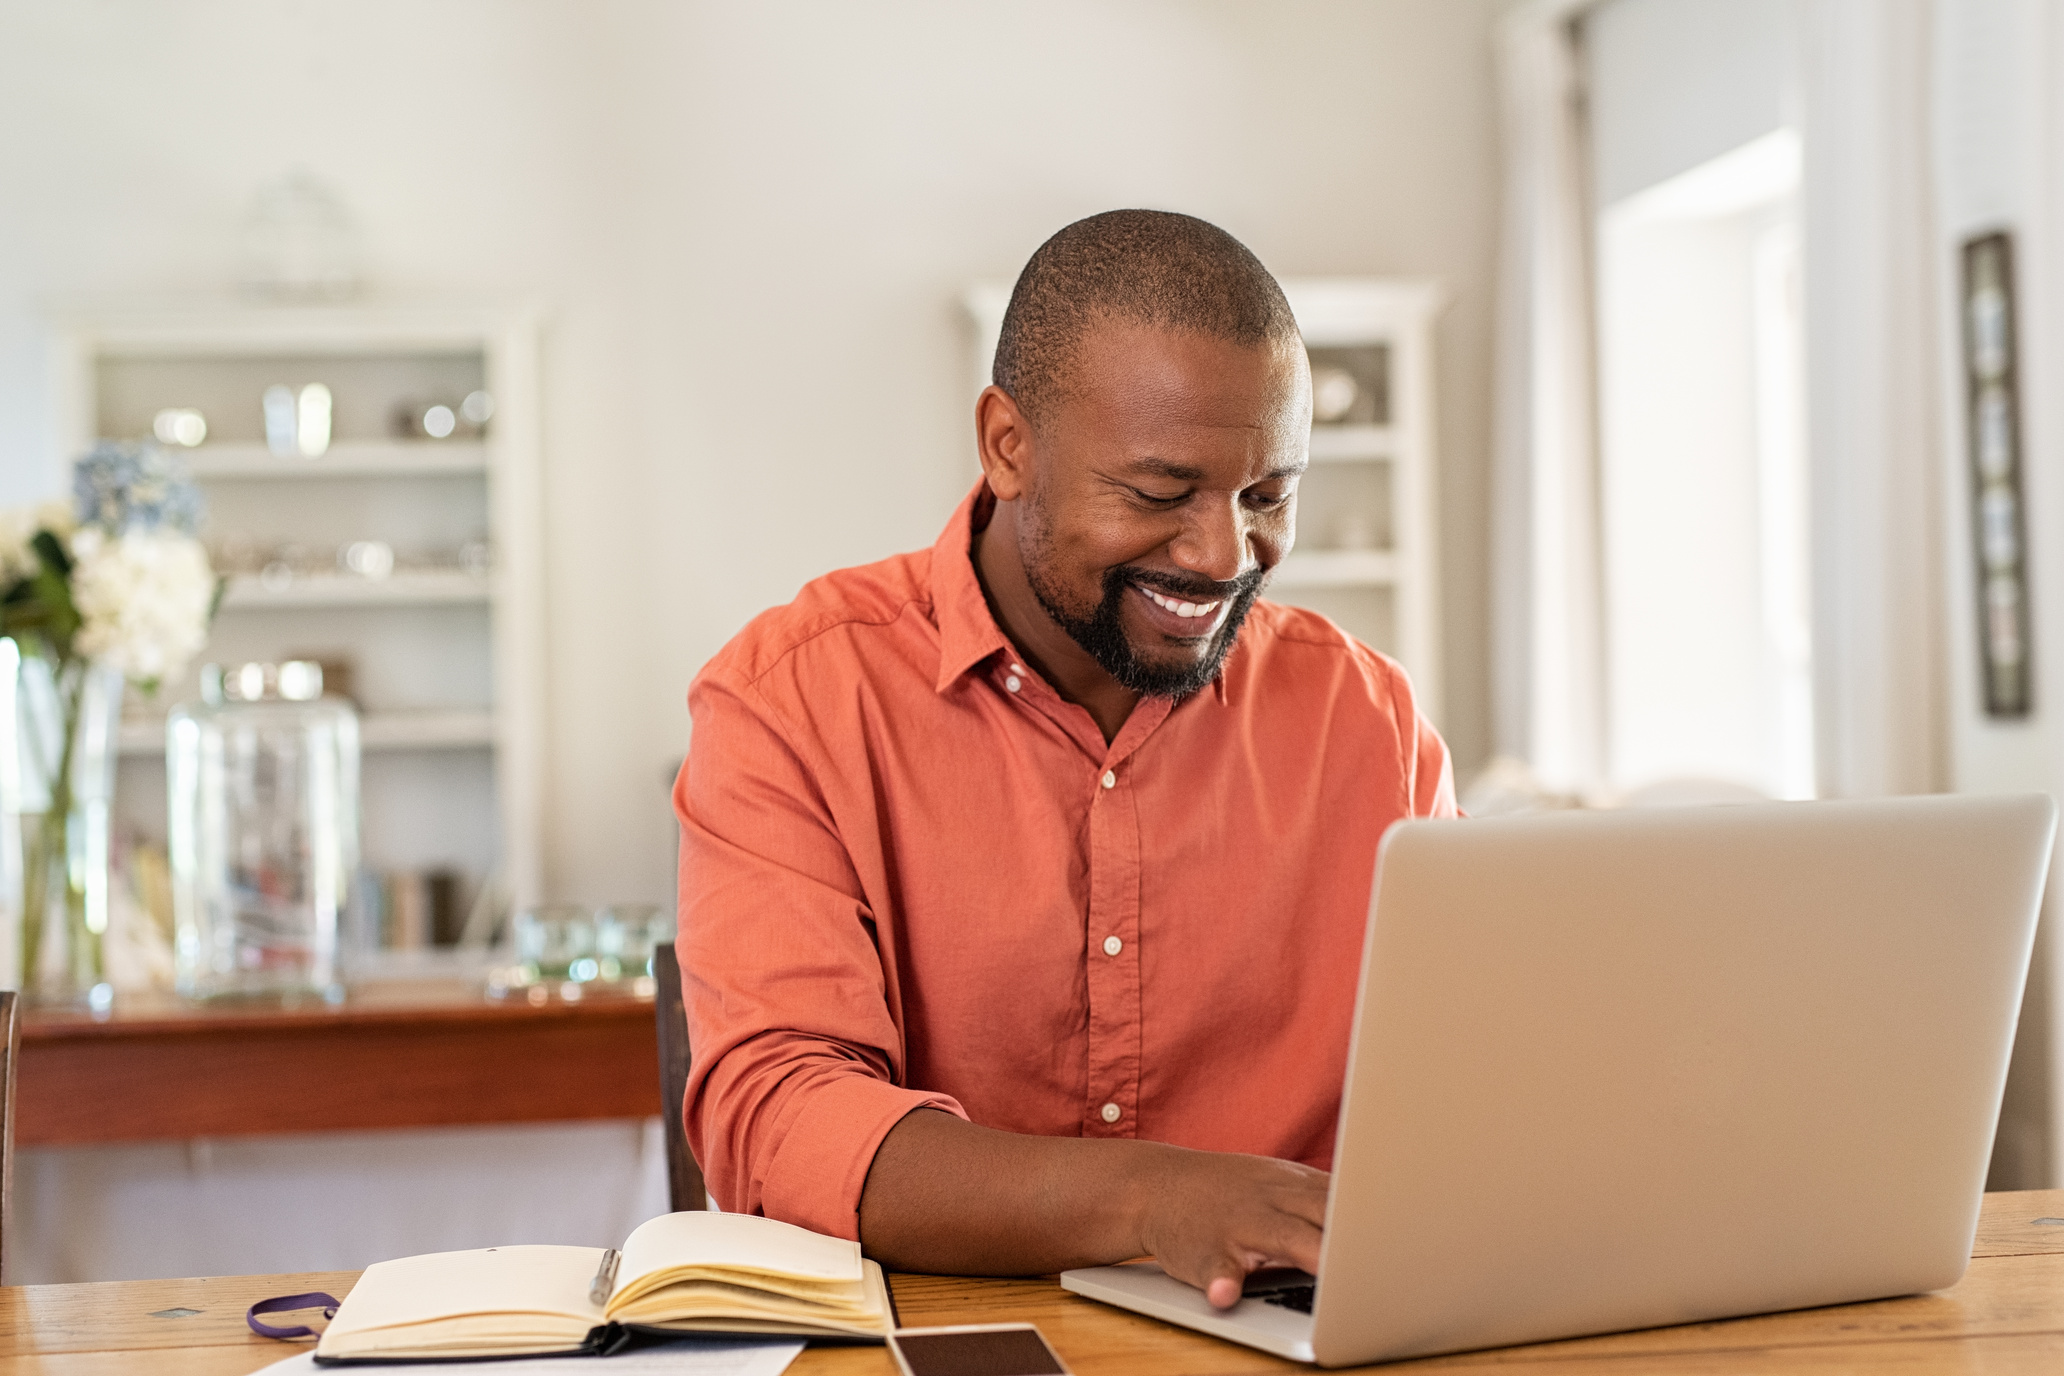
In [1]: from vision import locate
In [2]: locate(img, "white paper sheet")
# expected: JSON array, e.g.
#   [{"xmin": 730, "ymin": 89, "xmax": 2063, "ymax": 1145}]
[{"xmin": 252, "ymin": 1335, "xmax": 805, "ymax": 1376}]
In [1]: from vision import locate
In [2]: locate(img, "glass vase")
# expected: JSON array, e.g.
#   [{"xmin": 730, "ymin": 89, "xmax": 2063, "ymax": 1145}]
[
  {"xmin": 0, "ymin": 638, "xmax": 124, "ymax": 1012},
  {"xmin": 169, "ymin": 660, "xmax": 360, "ymax": 1003}
]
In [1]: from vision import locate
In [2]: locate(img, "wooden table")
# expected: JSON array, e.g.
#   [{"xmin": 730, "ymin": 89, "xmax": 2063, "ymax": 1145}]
[
  {"xmin": 4, "ymin": 1189, "xmax": 2062, "ymax": 1374},
  {"xmin": 17, "ymin": 981, "xmax": 660, "ymax": 1145}
]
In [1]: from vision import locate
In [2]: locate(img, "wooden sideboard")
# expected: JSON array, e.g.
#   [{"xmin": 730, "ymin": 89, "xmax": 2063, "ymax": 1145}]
[{"xmin": 16, "ymin": 982, "xmax": 660, "ymax": 1145}]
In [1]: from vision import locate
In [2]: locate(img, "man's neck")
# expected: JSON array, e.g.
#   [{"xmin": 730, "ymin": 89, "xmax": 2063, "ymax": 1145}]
[{"xmin": 971, "ymin": 499, "xmax": 1138, "ymax": 744}]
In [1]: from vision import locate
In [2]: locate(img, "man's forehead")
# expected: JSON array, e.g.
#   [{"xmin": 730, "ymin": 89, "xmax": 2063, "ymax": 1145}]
[
  {"xmin": 1063, "ymin": 321, "xmax": 1306, "ymax": 416},
  {"xmin": 1119, "ymin": 453, "xmax": 1307, "ymax": 485}
]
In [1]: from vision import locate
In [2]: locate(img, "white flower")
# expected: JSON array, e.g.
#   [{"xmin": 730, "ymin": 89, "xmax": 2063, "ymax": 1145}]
[{"xmin": 68, "ymin": 527, "xmax": 216, "ymax": 688}]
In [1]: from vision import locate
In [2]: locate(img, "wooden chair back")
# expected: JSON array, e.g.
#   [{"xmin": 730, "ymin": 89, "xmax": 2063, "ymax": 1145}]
[
  {"xmin": 0, "ymin": 990, "xmax": 18, "ymax": 1282},
  {"xmin": 653, "ymin": 943, "xmax": 706, "ymax": 1212}
]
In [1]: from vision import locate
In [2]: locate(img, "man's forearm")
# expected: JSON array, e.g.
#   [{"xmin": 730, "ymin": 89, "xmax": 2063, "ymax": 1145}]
[
  {"xmin": 856, "ymin": 1108, "xmax": 1160, "ymax": 1275},
  {"xmin": 856, "ymin": 1107, "xmax": 1331, "ymax": 1308}
]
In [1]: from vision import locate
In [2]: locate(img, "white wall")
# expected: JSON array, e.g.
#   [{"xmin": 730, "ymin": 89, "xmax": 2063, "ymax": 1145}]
[
  {"xmin": 0, "ymin": 0, "xmax": 1506, "ymax": 910},
  {"xmin": 13, "ymin": 1119, "xmax": 670, "ymax": 1284},
  {"xmin": 1931, "ymin": 0, "xmax": 2064, "ymax": 1190},
  {"xmin": 1584, "ymin": 0, "xmax": 1796, "ymax": 207}
]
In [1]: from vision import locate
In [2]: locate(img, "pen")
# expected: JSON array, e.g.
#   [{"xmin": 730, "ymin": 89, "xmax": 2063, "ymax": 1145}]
[{"xmin": 589, "ymin": 1249, "xmax": 621, "ymax": 1305}]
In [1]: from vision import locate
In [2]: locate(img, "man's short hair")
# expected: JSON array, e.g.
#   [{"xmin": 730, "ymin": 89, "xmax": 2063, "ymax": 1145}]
[{"xmin": 993, "ymin": 209, "xmax": 1301, "ymax": 423}]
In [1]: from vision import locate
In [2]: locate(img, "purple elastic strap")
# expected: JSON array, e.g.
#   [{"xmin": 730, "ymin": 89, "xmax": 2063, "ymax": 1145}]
[{"xmin": 247, "ymin": 1291, "xmax": 341, "ymax": 1340}]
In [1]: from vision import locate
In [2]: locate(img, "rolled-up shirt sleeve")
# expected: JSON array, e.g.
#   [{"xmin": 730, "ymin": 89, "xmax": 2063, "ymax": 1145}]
[{"xmin": 674, "ymin": 664, "xmax": 965, "ymax": 1239}]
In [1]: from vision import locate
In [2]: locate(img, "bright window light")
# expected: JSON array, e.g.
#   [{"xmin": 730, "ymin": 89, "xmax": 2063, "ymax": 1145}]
[{"xmin": 1595, "ymin": 128, "xmax": 1813, "ymax": 800}]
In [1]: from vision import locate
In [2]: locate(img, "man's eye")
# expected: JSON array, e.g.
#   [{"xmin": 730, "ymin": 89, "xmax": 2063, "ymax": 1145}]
[
  {"xmin": 1132, "ymin": 488, "xmax": 1186, "ymax": 506},
  {"xmin": 1245, "ymin": 491, "xmax": 1291, "ymax": 509}
]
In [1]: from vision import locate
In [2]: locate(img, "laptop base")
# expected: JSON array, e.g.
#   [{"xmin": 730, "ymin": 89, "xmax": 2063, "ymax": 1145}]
[{"xmin": 1059, "ymin": 1263, "xmax": 1316, "ymax": 1363}]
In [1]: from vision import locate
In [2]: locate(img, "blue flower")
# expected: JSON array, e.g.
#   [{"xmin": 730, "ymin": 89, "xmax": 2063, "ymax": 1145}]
[{"xmin": 72, "ymin": 441, "xmax": 205, "ymax": 535}]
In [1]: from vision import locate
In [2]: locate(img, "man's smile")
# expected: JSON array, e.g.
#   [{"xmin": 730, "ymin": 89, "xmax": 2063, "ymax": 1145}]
[{"xmin": 1130, "ymin": 579, "xmax": 1233, "ymax": 639}]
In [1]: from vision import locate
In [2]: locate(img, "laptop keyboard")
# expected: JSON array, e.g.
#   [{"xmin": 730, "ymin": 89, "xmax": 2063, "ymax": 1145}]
[{"xmin": 1255, "ymin": 1284, "xmax": 1315, "ymax": 1314}]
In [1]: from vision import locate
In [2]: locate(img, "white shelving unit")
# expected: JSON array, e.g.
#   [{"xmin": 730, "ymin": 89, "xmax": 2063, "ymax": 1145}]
[
  {"xmin": 49, "ymin": 305, "xmax": 546, "ymax": 912},
  {"xmin": 184, "ymin": 441, "xmax": 489, "ymax": 479},
  {"xmin": 218, "ymin": 571, "xmax": 495, "ymax": 610},
  {"xmin": 1307, "ymin": 424, "xmax": 1398, "ymax": 463},
  {"xmin": 1272, "ymin": 549, "xmax": 1402, "ymax": 587},
  {"xmin": 116, "ymin": 708, "xmax": 497, "ymax": 756},
  {"xmin": 961, "ymin": 278, "xmax": 1445, "ymax": 716}
]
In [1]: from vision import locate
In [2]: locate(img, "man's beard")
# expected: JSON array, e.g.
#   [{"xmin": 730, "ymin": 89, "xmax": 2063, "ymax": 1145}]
[{"xmin": 1021, "ymin": 530, "xmax": 1267, "ymax": 700}]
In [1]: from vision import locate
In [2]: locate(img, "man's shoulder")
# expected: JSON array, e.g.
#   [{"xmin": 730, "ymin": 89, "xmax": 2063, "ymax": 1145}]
[
  {"xmin": 1243, "ymin": 597, "xmax": 1398, "ymax": 665},
  {"xmin": 702, "ymin": 547, "xmax": 936, "ymax": 690},
  {"xmin": 1234, "ymin": 598, "xmax": 1411, "ymax": 699}
]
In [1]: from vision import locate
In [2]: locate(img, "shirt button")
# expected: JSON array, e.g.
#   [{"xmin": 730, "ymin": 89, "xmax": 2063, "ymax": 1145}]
[
  {"xmin": 1005, "ymin": 675, "xmax": 1021, "ymax": 693},
  {"xmin": 1101, "ymin": 770, "xmax": 1116, "ymax": 789},
  {"xmin": 1103, "ymin": 935, "xmax": 1123, "ymax": 956},
  {"xmin": 1100, "ymin": 1102, "xmax": 1122, "ymax": 1124},
  {"xmin": 1011, "ymin": 662, "xmax": 1025, "ymax": 674}
]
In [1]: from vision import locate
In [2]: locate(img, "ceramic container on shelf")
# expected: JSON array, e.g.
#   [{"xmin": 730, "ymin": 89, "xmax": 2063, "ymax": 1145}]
[
  {"xmin": 0, "ymin": 639, "xmax": 124, "ymax": 1012},
  {"xmin": 168, "ymin": 660, "xmax": 360, "ymax": 1003}
]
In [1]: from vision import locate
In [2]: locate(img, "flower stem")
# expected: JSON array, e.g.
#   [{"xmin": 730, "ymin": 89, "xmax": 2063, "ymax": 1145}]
[{"xmin": 19, "ymin": 656, "xmax": 86, "ymax": 996}]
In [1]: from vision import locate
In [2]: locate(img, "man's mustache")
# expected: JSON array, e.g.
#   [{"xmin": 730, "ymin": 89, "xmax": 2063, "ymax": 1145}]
[{"xmin": 1113, "ymin": 566, "xmax": 1267, "ymax": 604}]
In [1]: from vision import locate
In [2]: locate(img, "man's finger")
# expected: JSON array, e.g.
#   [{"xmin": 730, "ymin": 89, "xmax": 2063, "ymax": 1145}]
[
  {"xmin": 1256, "ymin": 1210, "xmax": 1326, "ymax": 1275},
  {"xmin": 1204, "ymin": 1272, "xmax": 1245, "ymax": 1310},
  {"xmin": 1282, "ymin": 1181, "xmax": 1331, "ymax": 1229}
]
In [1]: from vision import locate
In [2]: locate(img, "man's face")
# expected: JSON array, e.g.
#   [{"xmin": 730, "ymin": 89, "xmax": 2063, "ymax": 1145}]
[{"xmin": 1016, "ymin": 320, "xmax": 1309, "ymax": 698}]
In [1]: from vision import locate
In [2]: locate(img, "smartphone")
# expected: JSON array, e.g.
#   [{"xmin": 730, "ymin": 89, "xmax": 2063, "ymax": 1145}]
[{"xmin": 888, "ymin": 1323, "xmax": 1072, "ymax": 1376}]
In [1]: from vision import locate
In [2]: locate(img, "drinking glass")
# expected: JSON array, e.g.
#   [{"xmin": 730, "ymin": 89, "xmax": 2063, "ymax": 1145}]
[
  {"xmin": 595, "ymin": 902, "xmax": 666, "ymax": 990},
  {"xmin": 512, "ymin": 904, "xmax": 596, "ymax": 986}
]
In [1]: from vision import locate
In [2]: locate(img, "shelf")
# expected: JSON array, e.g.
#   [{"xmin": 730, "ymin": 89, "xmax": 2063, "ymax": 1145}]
[
  {"xmin": 118, "ymin": 708, "xmax": 495, "ymax": 756},
  {"xmin": 180, "ymin": 441, "xmax": 487, "ymax": 478},
  {"xmin": 1307, "ymin": 424, "xmax": 1395, "ymax": 462},
  {"xmin": 61, "ymin": 306, "xmax": 546, "ymax": 908},
  {"xmin": 1272, "ymin": 549, "xmax": 1399, "ymax": 588},
  {"xmin": 358, "ymin": 708, "xmax": 497, "ymax": 749},
  {"xmin": 218, "ymin": 571, "xmax": 491, "ymax": 609}
]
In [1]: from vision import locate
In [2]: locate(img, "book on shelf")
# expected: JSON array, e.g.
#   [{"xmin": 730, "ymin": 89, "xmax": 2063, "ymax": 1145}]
[{"xmin": 314, "ymin": 1211, "xmax": 890, "ymax": 1364}]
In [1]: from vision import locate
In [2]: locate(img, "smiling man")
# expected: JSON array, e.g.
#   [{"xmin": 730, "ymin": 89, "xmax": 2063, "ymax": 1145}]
[{"xmin": 675, "ymin": 210, "xmax": 1455, "ymax": 1307}]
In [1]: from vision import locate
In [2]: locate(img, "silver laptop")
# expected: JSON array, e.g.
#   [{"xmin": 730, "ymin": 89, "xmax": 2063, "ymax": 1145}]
[{"xmin": 1061, "ymin": 793, "xmax": 2056, "ymax": 1367}]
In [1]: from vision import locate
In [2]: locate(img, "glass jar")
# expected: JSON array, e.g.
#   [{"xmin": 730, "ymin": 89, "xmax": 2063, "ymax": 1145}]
[{"xmin": 168, "ymin": 661, "xmax": 360, "ymax": 1002}]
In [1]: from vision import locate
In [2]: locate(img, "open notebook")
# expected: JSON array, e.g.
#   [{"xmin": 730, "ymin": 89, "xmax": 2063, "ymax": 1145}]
[{"xmin": 314, "ymin": 1212, "xmax": 891, "ymax": 1364}]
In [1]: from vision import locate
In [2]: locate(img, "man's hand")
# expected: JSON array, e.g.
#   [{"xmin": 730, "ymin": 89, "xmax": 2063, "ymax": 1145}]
[
  {"xmin": 858, "ymin": 1109, "xmax": 1329, "ymax": 1310},
  {"xmin": 1132, "ymin": 1148, "xmax": 1327, "ymax": 1308}
]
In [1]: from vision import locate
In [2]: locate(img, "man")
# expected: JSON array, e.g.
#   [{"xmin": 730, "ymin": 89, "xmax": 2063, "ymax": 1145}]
[{"xmin": 675, "ymin": 210, "xmax": 1455, "ymax": 1308}]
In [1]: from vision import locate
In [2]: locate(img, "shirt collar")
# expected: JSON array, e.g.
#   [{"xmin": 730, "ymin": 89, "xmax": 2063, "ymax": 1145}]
[{"xmin": 932, "ymin": 480, "xmax": 1012, "ymax": 693}]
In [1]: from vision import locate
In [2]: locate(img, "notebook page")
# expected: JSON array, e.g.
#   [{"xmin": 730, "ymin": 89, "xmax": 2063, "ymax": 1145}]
[
  {"xmin": 257, "ymin": 1336, "xmax": 804, "ymax": 1376},
  {"xmin": 324, "ymin": 1244, "xmax": 606, "ymax": 1339},
  {"xmin": 618, "ymin": 1213, "xmax": 862, "ymax": 1290}
]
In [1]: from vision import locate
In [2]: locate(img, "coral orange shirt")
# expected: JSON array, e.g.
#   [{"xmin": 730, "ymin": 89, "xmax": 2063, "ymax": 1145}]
[{"xmin": 674, "ymin": 483, "xmax": 1457, "ymax": 1239}]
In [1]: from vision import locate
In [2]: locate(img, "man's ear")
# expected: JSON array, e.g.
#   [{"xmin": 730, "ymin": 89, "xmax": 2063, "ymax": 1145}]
[{"xmin": 975, "ymin": 385, "xmax": 1034, "ymax": 502}]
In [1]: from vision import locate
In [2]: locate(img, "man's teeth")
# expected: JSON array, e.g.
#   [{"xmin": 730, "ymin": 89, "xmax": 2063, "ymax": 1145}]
[{"xmin": 1144, "ymin": 587, "xmax": 1222, "ymax": 619}]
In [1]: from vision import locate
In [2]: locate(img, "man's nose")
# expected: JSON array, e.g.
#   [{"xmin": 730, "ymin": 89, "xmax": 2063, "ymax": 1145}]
[{"xmin": 1168, "ymin": 496, "xmax": 1259, "ymax": 585}]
